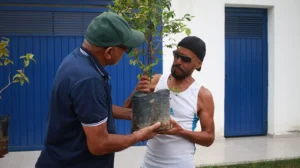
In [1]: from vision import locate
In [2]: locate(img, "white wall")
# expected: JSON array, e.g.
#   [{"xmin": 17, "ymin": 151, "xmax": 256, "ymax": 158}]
[
  {"xmin": 163, "ymin": 0, "xmax": 300, "ymax": 137},
  {"xmin": 269, "ymin": 0, "xmax": 300, "ymax": 135}
]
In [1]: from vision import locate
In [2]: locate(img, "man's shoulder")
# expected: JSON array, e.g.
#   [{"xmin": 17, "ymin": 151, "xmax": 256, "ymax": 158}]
[
  {"xmin": 60, "ymin": 50, "xmax": 100, "ymax": 78},
  {"xmin": 54, "ymin": 50, "xmax": 104, "ymax": 91},
  {"xmin": 60, "ymin": 49, "xmax": 92, "ymax": 72},
  {"xmin": 197, "ymin": 86, "xmax": 214, "ymax": 116},
  {"xmin": 198, "ymin": 86, "xmax": 213, "ymax": 101}
]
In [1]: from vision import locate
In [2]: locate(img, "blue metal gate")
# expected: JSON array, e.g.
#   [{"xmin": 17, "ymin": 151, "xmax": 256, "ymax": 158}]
[
  {"xmin": 225, "ymin": 8, "xmax": 268, "ymax": 137},
  {"xmin": 0, "ymin": 2, "xmax": 161, "ymax": 151}
]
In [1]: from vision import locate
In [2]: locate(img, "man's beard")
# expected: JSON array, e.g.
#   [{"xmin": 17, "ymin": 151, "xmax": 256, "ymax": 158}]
[{"xmin": 171, "ymin": 64, "xmax": 193, "ymax": 80}]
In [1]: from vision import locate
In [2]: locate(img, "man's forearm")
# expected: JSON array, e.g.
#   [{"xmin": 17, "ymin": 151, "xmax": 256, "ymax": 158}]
[
  {"xmin": 112, "ymin": 105, "xmax": 132, "ymax": 120},
  {"xmin": 102, "ymin": 133, "xmax": 138, "ymax": 154},
  {"xmin": 179, "ymin": 130, "xmax": 214, "ymax": 147},
  {"xmin": 91, "ymin": 133, "xmax": 139, "ymax": 155},
  {"xmin": 124, "ymin": 91, "xmax": 135, "ymax": 108}
]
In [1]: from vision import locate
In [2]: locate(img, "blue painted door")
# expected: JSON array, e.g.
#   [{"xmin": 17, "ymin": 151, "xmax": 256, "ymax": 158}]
[
  {"xmin": 0, "ymin": 8, "xmax": 160, "ymax": 151},
  {"xmin": 225, "ymin": 8, "xmax": 268, "ymax": 137}
]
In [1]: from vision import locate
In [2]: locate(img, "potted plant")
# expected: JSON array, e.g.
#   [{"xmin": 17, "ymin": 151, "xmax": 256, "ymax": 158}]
[
  {"xmin": 0, "ymin": 37, "xmax": 36, "ymax": 157},
  {"xmin": 108, "ymin": 0, "xmax": 193, "ymax": 133}
]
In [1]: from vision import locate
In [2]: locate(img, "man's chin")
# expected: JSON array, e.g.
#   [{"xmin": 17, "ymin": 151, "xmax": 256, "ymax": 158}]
[{"xmin": 171, "ymin": 72, "xmax": 186, "ymax": 80}]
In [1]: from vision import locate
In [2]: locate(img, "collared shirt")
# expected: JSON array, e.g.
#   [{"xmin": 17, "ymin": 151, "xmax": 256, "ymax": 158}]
[{"xmin": 36, "ymin": 46, "xmax": 115, "ymax": 168}]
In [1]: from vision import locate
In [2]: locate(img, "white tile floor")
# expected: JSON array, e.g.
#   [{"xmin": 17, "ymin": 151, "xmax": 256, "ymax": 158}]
[{"xmin": 0, "ymin": 135, "xmax": 300, "ymax": 168}]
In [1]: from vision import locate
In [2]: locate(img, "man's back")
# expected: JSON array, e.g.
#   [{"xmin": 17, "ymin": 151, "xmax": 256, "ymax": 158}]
[{"xmin": 36, "ymin": 48, "xmax": 115, "ymax": 168}]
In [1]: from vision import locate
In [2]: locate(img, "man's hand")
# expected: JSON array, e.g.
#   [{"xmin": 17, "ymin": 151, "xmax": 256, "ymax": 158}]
[
  {"xmin": 133, "ymin": 122, "xmax": 161, "ymax": 141},
  {"xmin": 135, "ymin": 75, "xmax": 152, "ymax": 93},
  {"xmin": 124, "ymin": 74, "xmax": 161, "ymax": 108},
  {"xmin": 158, "ymin": 119, "xmax": 184, "ymax": 135}
]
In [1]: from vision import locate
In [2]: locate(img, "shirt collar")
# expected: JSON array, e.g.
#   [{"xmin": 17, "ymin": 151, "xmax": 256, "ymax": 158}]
[{"xmin": 79, "ymin": 46, "xmax": 110, "ymax": 80}]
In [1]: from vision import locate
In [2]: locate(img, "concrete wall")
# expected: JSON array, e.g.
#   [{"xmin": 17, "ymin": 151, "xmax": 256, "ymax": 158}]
[{"xmin": 164, "ymin": 0, "xmax": 300, "ymax": 137}]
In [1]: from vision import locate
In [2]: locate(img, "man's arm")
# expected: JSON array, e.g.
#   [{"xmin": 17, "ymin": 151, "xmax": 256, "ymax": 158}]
[
  {"xmin": 159, "ymin": 86, "xmax": 215, "ymax": 147},
  {"xmin": 124, "ymin": 74, "xmax": 161, "ymax": 108},
  {"xmin": 180, "ymin": 86, "xmax": 215, "ymax": 146},
  {"xmin": 83, "ymin": 122, "xmax": 137, "ymax": 155},
  {"xmin": 83, "ymin": 121, "xmax": 160, "ymax": 155},
  {"xmin": 70, "ymin": 78, "xmax": 160, "ymax": 155},
  {"xmin": 112, "ymin": 105, "xmax": 132, "ymax": 120}
]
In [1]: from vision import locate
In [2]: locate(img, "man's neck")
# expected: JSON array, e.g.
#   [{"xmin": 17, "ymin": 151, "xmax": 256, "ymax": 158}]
[
  {"xmin": 82, "ymin": 40, "xmax": 106, "ymax": 67},
  {"xmin": 168, "ymin": 75, "xmax": 195, "ymax": 93}
]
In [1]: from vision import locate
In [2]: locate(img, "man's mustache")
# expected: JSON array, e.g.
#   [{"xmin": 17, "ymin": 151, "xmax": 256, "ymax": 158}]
[{"xmin": 172, "ymin": 64, "xmax": 184, "ymax": 72}]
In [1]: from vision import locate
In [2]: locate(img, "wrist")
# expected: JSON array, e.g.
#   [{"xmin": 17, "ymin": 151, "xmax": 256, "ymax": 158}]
[
  {"xmin": 131, "ymin": 131, "xmax": 141, "ymax": 143},
  {"xmin": 178, "ymin": 129, "xmax": 186, "ymax": 136}
]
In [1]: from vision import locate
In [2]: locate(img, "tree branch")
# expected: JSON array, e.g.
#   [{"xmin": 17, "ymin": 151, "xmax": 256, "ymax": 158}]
[{"xmin": 0, "ymin": 74, "xmax": 16, "ymax": 95}]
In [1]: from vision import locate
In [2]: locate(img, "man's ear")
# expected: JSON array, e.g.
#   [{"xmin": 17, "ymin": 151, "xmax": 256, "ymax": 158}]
[
  {"xmin": 196, "ymin": 61, "xmax": 202, "ymax": 70},
  {"xmin": 104, "ymin": 47, "xmax": 113, "ymax": 60}
]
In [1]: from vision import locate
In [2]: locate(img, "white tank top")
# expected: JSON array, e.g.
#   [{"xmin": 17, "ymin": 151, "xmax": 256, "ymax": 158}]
[{"xmin": 141, "ymin": 74, "xmax": 202, "ymax": 168}]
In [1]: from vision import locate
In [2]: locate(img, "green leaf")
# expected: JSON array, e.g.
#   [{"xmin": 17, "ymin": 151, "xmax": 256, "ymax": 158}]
[
  {"xmin": 24, "ymin": 75, "xmax": 29, "ymax": 83},
  {"xmin": 108, "ymin": 0, "xmax": 193, "ymax": 80},
  {"xmin": 16, "ymin": 70, "xmax": 26, "ymax": 78},
  {"xmin": 155, "ymin": 58, "xmax": 159, "ymax": 64},
  {"xmin": 1, "ymin": 37, "xmax": 10, "ymax": 43},
  {"xmin": 143, "ymin": 64, "xmax": 153, "ymax": 72},
  {"xmin": 4, "ymin": 59, "xmax": 9, "ymax": 66},
  {"xmin": 185, "ymin": 28, "xmax": 191, "ymax": 36},
  {"xmin": 149, "ymin": 62, "xmax": 158, "ymax": 68},
  {"xmin": 4, "ymin": 58, "xmax": 13, "ymax": 66},
  {"xmin": 26, "ymin": 53, "xmax": 34, "ymax": 60},
  {"xmin": 0, "ymin": 61, "xmax": 3, "ymax": 66},
  {"xmin": 24, "ymin": 60, "xmax": 29, "ymax": 67},
  {"xmin": 138, "ymin": 62, "xmax": 146, "ymax": 70},
  {"xmin": 13, "ymin": 74, "xmax": 23, "ymax": 80},
  {"xmin": 3, "ymin": 48, "xmax": 9, "ymax": 57},
  {"xmin": 20, "ymin": 78, "xmax": 24, "ymax": 86},
  {"xmin": 132, "ymin": 60, "xmax": 137, "ymax": 65},
  {"xmin": 137, "ymin": 73, "xmax": 142, "ymax": 80},
  {"xmin": 0, "ymin": 42, "xmax": 6, "ymax": 50},
  {"xmin": 19, "ymin": 56, "xmax": 26, "ymax": 59},
  {"xmin": 17, "ymin": 70, "xmax": 23, "ymax": 74},
  {"xmin": 13, "ymin": 79, "xmax": 20, "ymax": 83},
  {"xmin": 19, "ymin": 72, "xmax": 29, "ymax": 83},
  {"xmin": 0, "ymin": 50, "xmax": 3, "ymax": 58}
]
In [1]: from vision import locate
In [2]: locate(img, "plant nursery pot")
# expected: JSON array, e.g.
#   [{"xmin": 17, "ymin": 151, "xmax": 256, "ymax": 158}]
[
  {"xmin": 131, "ymin": 89, "xmax": 171, "ymax": 133},
  {"xmin": 0, "ymin": 114, "xmax": 10, "ymax": 158}
]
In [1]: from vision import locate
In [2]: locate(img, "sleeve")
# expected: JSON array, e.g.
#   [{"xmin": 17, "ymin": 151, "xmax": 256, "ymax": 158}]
[{"xmin": 70, "ymin": 78, "xmax": 108, "ymax": 126}]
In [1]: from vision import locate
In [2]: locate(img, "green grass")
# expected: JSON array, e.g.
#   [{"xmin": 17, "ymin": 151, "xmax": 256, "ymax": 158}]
[{"xmin": 200, "ymin": 158, "xmax": 300, "ymax": 168}]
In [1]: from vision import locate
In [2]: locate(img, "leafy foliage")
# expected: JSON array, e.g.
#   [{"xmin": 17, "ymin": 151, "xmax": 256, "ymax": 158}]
[
  {"xmin": 108, "ymin": 0, "xmax": 193, "ymax": 79},
  {"xmin": 0, "ymin": 37, "xmax": 36, "ymax": 99}
]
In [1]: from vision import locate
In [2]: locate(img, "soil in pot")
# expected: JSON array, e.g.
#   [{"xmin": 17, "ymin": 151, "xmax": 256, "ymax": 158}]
[{"xmin": 131, "ymin": 89, "xmax": 171, "ymax": 133}]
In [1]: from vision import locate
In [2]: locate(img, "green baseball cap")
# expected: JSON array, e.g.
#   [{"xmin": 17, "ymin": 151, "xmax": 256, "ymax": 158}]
[{"xmin": 85, "ymin": 11, "xmax": 145, "ymax": 49}]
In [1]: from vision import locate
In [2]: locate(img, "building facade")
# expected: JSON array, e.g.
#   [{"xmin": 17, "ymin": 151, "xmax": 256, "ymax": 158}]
[
  {"xmin": 0, "ymin": 0, "xmax": 299, "ymax": 161},
  {"xmin": 166, "ymin": 0, "xmax": 300, "ymax": 138}
]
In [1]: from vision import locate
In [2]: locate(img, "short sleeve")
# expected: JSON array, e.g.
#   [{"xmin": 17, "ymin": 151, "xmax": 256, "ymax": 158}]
[{"xmin": 70, "ymin": 78, "xmax": 108, "ymax": 126}]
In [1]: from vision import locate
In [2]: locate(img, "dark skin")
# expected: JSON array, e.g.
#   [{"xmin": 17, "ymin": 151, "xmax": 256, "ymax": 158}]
[
  {"xmin": 81, "ymin": 40, "xmax": 161, "ymax": 155},
  {"xmin": 112, "ymin": 105, "xmax": 132, "ymax": 120},
  {"xmin": 124, "ymin": 46, "xmax": 215, "ymax": 147}
]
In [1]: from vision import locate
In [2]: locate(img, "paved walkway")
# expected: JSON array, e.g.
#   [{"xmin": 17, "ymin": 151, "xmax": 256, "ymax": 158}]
[
  {"xmin": 193, "ymin": 135, "xmax": 300, "ymax": 166},
  {"xmin": 1, "ymin": 135, "xmax": 300, "ymax": 168}
]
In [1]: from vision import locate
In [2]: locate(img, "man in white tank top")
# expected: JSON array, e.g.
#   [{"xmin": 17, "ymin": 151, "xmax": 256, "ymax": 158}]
[{"xmin": 124, "ymin": 36, "xmax": 215, "ymax": 168}]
